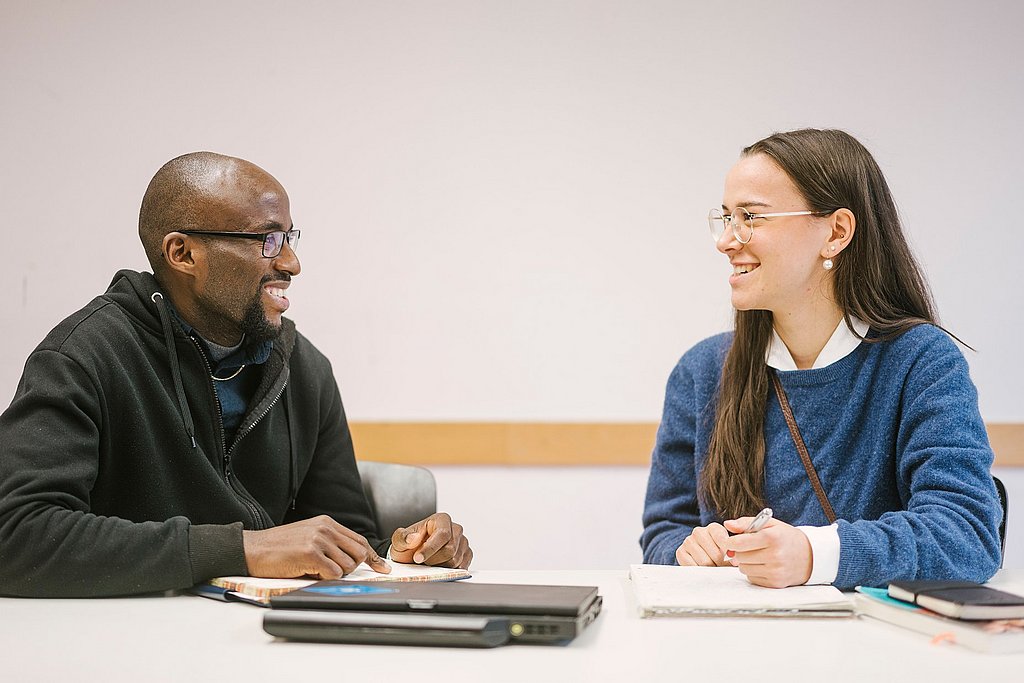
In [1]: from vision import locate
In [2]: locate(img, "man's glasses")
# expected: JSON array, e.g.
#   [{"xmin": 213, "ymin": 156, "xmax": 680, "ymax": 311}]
[
  {"xmin": 708, "ymin": 208, "xmax": 826, "ymax": 244},
  {"xmin": 179, "ymin": 229, "xmax": 301, "ymax": 258}
]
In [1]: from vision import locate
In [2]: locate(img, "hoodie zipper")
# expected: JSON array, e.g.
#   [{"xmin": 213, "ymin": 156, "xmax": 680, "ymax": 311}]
[
  {"xmin": 230, "ymin": 383, "xmax": 287, "ymax": 450},
  {"xmin": 188, "ymin": 336, "xmax": 272, "ymax": 531},
  {"xmin": 226, "ymin": 382, "xmax": 287, "ymax": 526}
]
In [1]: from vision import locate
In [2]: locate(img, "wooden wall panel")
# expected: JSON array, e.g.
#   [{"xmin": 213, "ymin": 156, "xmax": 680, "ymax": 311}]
[{"xmin": 350, "ymin": 422, "xmax": 1023, "ymax": 466}]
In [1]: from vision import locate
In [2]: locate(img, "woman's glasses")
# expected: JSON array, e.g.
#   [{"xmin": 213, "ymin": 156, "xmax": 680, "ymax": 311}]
[{"xmin": 708, "ymin": 208, "xmax": 825, "ymax": 244}]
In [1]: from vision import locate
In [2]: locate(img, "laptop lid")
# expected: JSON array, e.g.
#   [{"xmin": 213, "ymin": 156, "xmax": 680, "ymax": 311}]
[
  {"xmin": 270, "ymin": 581, "xmax": 598, "ymax": 616},
  {"xmin": 269, "ymin": 582, "xmax": 602, "ymax": 644}
]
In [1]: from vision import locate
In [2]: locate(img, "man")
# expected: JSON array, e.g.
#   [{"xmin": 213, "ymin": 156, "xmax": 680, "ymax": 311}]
[{"xmin": 0, "ymin": 152, "xmax": 472, "ymax": 597}]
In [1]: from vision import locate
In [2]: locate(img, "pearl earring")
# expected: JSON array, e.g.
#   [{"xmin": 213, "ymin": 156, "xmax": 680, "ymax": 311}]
[{"xmin": 823, "ymin": 258, "xmax": 834, "ymax": 270}]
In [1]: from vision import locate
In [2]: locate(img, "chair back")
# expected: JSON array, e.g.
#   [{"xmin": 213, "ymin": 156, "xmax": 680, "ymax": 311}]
[
  {"xmin": 356, "ymin": 461, "xmax": 437, "ymax": 540},
  {"xmin": 994, "ymin": 475, "xmax": 1009, "ymax": 568}
]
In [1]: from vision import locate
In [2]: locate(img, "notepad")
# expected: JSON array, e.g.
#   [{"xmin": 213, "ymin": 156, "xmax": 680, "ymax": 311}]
[
  {"xmin": 628, "ymin": 564, "xmax": 854, "ymax": 618},
  {"xmin": 204, "ymin": 562, "xmax": 471, "ymax": 604}
]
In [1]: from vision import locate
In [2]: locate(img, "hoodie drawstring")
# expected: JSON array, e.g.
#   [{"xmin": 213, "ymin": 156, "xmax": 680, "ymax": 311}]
[
  {"xmin": 283, "ymin": 387, "xmax": 298, "ymax": 509},
  {"xmin": 151, "ymin": 292, "xmax": 197, "ymax": 449}
]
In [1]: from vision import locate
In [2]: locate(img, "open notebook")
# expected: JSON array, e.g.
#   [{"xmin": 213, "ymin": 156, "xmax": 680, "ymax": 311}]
[
  {"xmin": 629, "ymin": 564, "xmax": 854, "ymax": 618},
  {"xmin": 195, "ymin": 562, "xmax": 470, "ymax": 605}
]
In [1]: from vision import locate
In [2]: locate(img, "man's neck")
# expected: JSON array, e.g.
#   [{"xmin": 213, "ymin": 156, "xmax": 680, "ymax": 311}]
[
  {"xmin": 772, "ymin": 301, "xmax": 845, "ymax": 371},
  {"xmin": 161, "ymin": 288, "xmax": 242, "ymax": 347}
]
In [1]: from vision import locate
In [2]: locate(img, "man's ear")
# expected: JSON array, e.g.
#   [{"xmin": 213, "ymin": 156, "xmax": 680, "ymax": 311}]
[
  {"xmin": 162, "ymin": 232, "xmax": 199, "ymax": 277},
  {"xmin": 821, "ymin": 208, "xmax": 856, "ymax": 258}
]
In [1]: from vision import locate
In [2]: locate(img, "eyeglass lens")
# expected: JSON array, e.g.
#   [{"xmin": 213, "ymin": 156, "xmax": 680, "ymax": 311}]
[
  {"xmin": 708, "ymin": 208, "xmax": 753, "ymax": 243},
  {"xmin": 263, "ymin": 230, "xmax": 300, "ymax": 257}
]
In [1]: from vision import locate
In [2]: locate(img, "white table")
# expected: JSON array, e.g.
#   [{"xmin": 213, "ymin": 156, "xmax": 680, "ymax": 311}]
[{"xmin": 3, "ymin": 570, "xmax": 1022, "ymax": 682}]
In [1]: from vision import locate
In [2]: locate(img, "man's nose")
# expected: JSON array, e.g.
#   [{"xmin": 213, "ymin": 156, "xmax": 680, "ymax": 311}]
[{"xmin": 273, "ymin": 241, "xmax": 301, "ymax": 276}]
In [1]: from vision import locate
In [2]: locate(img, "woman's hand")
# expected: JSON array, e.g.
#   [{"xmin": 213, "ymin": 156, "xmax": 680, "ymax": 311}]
[
  {"xmin": 675, "ymin": 522, "xmax": 732, "ymax": 566},
  {"xmin": 721, "ymin": 517, "xmax": 812, "ymax": 588}
]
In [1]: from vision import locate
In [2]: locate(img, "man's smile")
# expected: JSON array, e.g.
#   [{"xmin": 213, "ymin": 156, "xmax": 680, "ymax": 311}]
[{"xmin": 264, "ymin": 282, "xmax": 290, "ymax": 312}]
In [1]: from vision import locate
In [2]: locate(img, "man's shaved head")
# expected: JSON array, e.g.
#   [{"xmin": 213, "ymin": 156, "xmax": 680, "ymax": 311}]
[
  {"xmin": 137, "ymin": 151, "xmax": 296, "ymax": 345},
  {"xmin": 138, "ymin": 152, "xmax": 283, "ymax": 279}
]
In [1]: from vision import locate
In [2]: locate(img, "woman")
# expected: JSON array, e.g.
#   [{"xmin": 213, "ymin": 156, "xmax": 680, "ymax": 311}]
[{"xmin": 640, "ymin": 129, "xmax": 1001, "ymax": 589}]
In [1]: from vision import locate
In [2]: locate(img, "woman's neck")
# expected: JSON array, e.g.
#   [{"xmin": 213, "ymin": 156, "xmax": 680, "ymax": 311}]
[{"xmin": 772, "ymin": 301, "xmax": 844, "ymax": 370}]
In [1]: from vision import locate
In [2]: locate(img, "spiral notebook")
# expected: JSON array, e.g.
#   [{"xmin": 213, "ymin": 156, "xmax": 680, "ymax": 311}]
[{"xmin": 628, "ymin": 564, "xmax": 854, "ymax": 618}]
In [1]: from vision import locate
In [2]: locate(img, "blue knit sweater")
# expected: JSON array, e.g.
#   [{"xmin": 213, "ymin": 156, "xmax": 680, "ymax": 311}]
[{"xmin": 640, "ymin": 325, "xmax": 1002, "ymax": 589}]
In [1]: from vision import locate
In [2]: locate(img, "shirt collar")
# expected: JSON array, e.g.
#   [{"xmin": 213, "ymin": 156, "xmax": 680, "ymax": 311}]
[
  {"xmin": 166, "ymin": 304, "xmax": 273, "ymax": 371},
  {"xmin": 766, "ymin": 316, "xmax": 869, "ymax": 371}
]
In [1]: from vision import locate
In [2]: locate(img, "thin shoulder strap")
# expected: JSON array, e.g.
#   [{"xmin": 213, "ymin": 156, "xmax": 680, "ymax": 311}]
[{"xmin": 770, "ymin": 370, "xmax": 837, "ymax": 524}]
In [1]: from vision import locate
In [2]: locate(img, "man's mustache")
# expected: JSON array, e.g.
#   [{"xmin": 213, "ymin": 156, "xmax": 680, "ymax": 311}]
[{"xmin": 260, "ymin": 272, "xmax": 291, "ymax": 287}]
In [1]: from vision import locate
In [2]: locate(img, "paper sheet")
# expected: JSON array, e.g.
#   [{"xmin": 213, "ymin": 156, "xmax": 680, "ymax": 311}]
[{"xmin": 209, "ymin": 562, "xmax": 470, "ymax": 599}]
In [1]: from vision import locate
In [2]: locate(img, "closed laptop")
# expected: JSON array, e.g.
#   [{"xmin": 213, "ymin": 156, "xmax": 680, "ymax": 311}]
[
  {"xmin": 269, "ymin": 581, "xmax": 602, "ymax": 644},
  {"xmin": 263, "ymin": 610, "xmax": 511, "ymax": 648}
]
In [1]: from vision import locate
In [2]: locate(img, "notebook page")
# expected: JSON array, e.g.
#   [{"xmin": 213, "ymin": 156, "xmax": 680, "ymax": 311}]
[{"xmin": 209, "ymin": 562, "xmax": 470, "ymax": 599}]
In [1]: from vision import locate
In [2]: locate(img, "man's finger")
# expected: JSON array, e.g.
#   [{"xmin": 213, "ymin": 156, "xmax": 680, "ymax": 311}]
[
  {"xmin": 390, "ymin": 525, "xmax": 425, "ymax": 552},
  {"xmin": 328, "ymin": 532, "xmax": 389, "ymax": 575},
  {"xmin": 315, "ymin": 516, "xmax": 384, "ymax": 564},
  {"xmin": 421, "ymin": 536, "xmax": 459, "ymax": 566},
  {"xmin": 458, "ymin": 544, "xmax": 474, "ymax": 570},
  {"xmin": 318, "ymin": 538, "xmax": 358, "ymax": 578},
  {"xmin": 353, "ymin": 539, "xmax": 391, "ymax": 574},
  {"xmin": 449, "ymin": 536, "xmax": 470, "ymax": 569},
  {"xmin": 363, "ymin": 542, "xmax": 391, "ymax": 573},
  {"xmin": 412, "ymin": 523, "xmax": 454, "ymax": 564}
]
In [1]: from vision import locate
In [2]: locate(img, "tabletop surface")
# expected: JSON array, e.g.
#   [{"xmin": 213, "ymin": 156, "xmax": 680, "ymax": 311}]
[{"xmin": 4, "ymin": 569, "xmax": 1022, "ymax": 682}]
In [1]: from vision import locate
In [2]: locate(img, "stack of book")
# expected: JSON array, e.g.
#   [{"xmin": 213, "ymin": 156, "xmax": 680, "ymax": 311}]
[{"xmin": 855, "ymin": 580, "xmax": 1024, "ymax": 654}]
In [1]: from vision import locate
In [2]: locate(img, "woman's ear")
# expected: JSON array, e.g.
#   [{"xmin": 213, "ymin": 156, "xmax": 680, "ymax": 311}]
[{"xmin": 822, "ymin": 208, "xmax": 856, "ymax": 258}]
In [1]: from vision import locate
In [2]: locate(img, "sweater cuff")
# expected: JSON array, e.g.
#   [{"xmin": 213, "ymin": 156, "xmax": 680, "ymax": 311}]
[
  {"xmin": 797, "ymin": 523, "xmax": 840, "ymax": 585},
  {"xmin": 187, "ymin": 522, "xmax": 248, "ymax": 583}
]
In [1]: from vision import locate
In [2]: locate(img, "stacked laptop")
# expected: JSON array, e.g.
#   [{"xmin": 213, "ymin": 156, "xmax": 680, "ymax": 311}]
[{"xmin": 263, "ymin": 581, "xmax": 602, "ymax": 648}]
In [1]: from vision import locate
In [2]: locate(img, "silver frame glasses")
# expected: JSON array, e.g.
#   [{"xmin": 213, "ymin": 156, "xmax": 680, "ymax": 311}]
[{"xmin": 708, "ymin": 208, "xmax": 821, "ymax": 244}]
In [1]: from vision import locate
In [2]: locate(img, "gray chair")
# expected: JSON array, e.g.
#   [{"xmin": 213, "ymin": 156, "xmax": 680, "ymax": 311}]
[
  {"xmin": 994, "ymin": 475, "xmax": 1009, "ymax": 568},
  {"xmin": 357, "ymin": 460, "xmax": 437, "ymax": 540}
]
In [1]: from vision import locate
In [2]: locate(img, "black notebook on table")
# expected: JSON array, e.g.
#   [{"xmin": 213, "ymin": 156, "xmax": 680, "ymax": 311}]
[
  {"xmin": 265, "ymin": 581, "xmax": 602, "ymax": 646},
  {"xmin": 888, "ymin": 580, "xmax": 1024, "ymax": 620}
]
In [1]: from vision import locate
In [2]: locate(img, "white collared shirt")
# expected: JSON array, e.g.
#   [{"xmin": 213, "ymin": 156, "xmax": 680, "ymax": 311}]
[{"xmin": 765, "ymin": 316, "xmax": 869, "ymax": 585}]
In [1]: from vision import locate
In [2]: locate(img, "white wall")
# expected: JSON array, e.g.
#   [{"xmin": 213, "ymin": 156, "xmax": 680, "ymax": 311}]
[
  {"xmin": 2, "ymin": 1, "xmax": 1022, "ymax": 568},
  {"xmin": 434, "ymin": 467, "xmax": 1024, "ymax": 570}
]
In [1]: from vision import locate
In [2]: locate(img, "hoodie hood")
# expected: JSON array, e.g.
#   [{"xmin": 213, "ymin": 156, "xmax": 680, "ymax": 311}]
[{"xmin": 100, "ymin": 270, "xmax": 198, "ymax": 449}]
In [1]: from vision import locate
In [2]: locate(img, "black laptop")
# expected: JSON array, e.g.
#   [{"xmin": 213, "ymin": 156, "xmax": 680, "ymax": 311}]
[{"xmin": 265, "ymin": 581, "xmax": 602, "ymax": 646}]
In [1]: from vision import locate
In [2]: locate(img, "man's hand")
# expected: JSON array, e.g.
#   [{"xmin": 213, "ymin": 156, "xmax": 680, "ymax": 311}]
[
  {"xmin": 390, "ymin": 512, "xmax": 473, "ymax": 569},
  {"xmin": 242, "ymin": 515, "xmax": 391, "ymax": 579},
  {"xmin": 721, "ymin": 517, "xmax": 812, "ymax": 588},
  {"xmin": 675, "ymin": 523, "xmax": 732, "ymax": 566}
]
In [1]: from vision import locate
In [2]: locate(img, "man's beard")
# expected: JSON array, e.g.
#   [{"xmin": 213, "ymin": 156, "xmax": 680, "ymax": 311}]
[{"xmin": 239, "ymin": 275, "xmax": 287, "ymax": 344}]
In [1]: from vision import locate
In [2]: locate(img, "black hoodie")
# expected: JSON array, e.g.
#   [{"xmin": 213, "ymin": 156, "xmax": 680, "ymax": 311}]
[{"xmin": 0, "ymin": 270, "xmax": 383, "ymax": 597}]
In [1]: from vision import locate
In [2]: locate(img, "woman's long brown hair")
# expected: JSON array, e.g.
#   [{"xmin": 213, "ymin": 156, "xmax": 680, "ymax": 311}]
[{"xmin": 700, "ymin": 129, "xmax": 939, "ymax": 519}]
